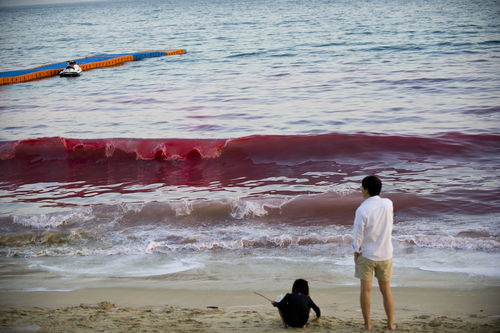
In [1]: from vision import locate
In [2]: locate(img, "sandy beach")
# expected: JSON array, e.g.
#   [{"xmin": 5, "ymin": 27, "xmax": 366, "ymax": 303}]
[{"xmin": 1, "ymin": 286, "xmax": 498, "ymax": 332}]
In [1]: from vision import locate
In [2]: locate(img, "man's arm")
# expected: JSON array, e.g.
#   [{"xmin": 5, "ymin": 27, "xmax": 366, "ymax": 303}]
[{"xmin": 352, "ymin": 208, "xmax": 364, "ymax": 258}]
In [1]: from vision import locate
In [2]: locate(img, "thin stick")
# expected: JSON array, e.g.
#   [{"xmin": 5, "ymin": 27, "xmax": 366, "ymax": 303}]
[{"xmin": 254, "ymin": 291, "xmax": 273, "ymax": 303}]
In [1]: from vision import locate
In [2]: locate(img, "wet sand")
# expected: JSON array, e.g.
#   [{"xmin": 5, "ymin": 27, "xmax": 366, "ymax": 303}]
[{"xmin": 0, "ymin": 286, "xmax": 499, "ymax": 332}]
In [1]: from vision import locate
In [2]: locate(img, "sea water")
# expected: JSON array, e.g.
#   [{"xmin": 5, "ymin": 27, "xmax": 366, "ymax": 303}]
[{"xmin": 0, "ymin": 0, "xmax": 499, "ymax": 292}]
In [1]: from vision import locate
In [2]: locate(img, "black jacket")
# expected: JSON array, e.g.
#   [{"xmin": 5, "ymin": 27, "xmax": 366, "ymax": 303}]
[{"xmin": 273, "ymin": 293, "xmax": 321, "ymax": 327}]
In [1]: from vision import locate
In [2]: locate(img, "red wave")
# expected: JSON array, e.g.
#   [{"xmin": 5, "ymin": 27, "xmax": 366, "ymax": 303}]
[
  {"xmin": 0, "ymin": 132, "xmax": 498, "ymax": 163},
  {"xmin": 0, "ymin": 137, "xmax": 227, "ymax": 161},
  {"xmin": 223, "ymin": 132, "xmax": 500, "ymax": 162}
]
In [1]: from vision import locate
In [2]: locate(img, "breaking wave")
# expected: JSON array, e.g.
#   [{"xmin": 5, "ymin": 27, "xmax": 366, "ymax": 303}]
[{"xmin": 1, "ymin": 132, "xmax": 498, "ymax": 163}]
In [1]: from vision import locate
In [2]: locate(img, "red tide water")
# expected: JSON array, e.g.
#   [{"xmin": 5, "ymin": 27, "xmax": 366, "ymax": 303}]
[
  {"xmin": 0, "ymin": 137, "xmax": 227, "ymax": 161},
  {"xmin": 1, "ymin": 132, "xmax": 498, "ymax": 163}
]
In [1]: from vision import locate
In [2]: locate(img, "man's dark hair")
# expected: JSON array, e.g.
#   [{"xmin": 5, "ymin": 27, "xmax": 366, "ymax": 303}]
[
  {"xmin": 292, "ymin": 279, "xmax": 309, "ymax": 295},
  {"xmin": 362, "ymin": 175, "xmax": 382, "ymax": 196}
]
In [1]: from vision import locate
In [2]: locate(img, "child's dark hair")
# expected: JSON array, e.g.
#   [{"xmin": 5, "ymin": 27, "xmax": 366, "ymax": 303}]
[
  {"xmin": 362, "ymin": 175, "xmax": 382, "ymax": 196},
  {"xmin": 292, "ymin": 279, "xmax": 309, "ymax": 295}
]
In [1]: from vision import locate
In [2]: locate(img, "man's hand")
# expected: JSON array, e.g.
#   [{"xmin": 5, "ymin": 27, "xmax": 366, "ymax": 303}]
[{"xmin": 354, "ymin": 252, "xmax": 361, "ymax": 262}]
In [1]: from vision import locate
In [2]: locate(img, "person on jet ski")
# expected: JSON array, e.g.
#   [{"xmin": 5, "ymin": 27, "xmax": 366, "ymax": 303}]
[{"xmin": 66, "ymin": 60, "xmax": 81, "ymax": 71}]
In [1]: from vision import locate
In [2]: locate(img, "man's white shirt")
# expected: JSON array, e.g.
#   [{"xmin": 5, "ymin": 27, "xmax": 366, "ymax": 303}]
[{"xmin": 352, "ymin": 195, "xmax": 393, "ymax": 261}]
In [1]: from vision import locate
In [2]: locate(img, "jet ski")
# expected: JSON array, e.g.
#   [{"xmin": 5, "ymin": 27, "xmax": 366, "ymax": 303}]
[{"xmin": 59, "ymin": 61, "xmax": 82, "ymax": 77}]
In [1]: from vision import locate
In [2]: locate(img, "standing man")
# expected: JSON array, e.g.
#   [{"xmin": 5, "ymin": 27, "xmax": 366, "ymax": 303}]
[{"xmin": 352, "ymin": 175, "xmax": 396, "ymax": 331}]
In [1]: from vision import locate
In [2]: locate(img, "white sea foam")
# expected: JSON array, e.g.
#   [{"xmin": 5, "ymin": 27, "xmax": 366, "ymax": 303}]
[
  {"xmin": 146, "ymin": 240, "xmax": 163, "ymax": 253},
  {"xmin": 28, "ymin": 255, "xmax": 204, "ymax": 278},
  {"xmin": 229, "ymin": 198, "xmax": 272, "ymax": 219},
  {"xmin": 5, "ymin": 209, "xmax": 500, "ymax": 257},
  {"xmin": 12, "ymin": 208, "xmax": 93, "ymax": 229},
  {"xmin": 395, "ymin": 235, "xmax": 499, "ymax": 251},
  {"xmin": 418, "ymin": 265, "xmax": 500, "ymax": 278},
  {"xmin": 174, "ymin": 200, "xmax": 193, "ymax": 216},
  {"xmin": 4, "ymin": 203, "xmax": 500, "ymax": 292}
]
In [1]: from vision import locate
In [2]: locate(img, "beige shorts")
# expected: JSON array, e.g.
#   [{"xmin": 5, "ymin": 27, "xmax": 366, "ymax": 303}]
[{"xmin": 355, "ymin": 255, "xmax": 393, "ymax": 281}]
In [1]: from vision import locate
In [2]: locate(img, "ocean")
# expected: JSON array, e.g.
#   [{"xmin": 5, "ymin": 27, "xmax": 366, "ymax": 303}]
[{"xmin": 0, "ymin": 0, "xmax": 499, "ymax": 293}]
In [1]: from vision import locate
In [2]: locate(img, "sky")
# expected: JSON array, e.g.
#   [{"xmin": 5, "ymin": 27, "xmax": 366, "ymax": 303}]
[{"xmin": 0, "ymin": 0, "xmax": 102, "ymax": 7}]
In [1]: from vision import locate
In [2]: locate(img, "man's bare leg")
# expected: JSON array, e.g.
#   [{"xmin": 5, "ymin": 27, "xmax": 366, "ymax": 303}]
[
  {"xmin": 360, "ymin": 279, "xmax": 372, "ymax": 331},
  {"xmin": 378, "ymin": 280, "xmax": 396, "ymax": 330}
]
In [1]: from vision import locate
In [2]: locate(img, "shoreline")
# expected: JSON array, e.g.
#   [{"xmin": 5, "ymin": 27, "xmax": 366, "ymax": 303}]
[{"xmin": 1, "ymin": 286, "xmax": 499, "ymax": 332}]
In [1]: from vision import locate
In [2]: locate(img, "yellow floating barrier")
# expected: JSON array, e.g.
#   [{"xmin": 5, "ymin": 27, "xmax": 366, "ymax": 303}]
[{"xmin": 0, "ymin": 49, "xmax": 185, "ymax": 85}]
